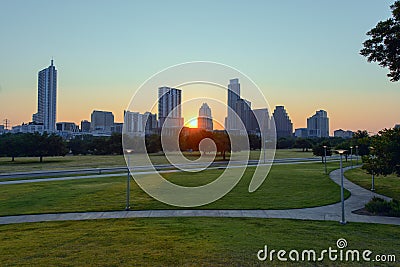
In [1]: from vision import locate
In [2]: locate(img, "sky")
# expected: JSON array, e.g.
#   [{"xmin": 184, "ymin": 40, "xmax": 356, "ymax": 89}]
[{"xmin": 0, "ymin": 0, "xmax": 399, "ymax": 134}]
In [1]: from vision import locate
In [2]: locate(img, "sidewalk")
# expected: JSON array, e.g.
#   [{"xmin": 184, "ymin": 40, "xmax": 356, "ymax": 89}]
[{"xmin": 1, "ymin": 166, "xmax": 399, "ymax": 225}]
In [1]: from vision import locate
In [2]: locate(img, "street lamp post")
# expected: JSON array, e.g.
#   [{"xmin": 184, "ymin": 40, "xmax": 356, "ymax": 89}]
[
  {"xmin": 323, "ymin": 145, "xmax": 327, "ymax": 175},
  {"xmin": 125, "ymin": 149, "xmax": 133, "ymax": 210},
  {"xmin": 336, "ymin": 149, "xmax": 347, "ymax": 225},
  {"xmin": 350, "ymin": 146, "xmax": 353, "ymax": 168},
  {"xmin": 370, "ymin": 147, "xmax": 375, "ymax": 192},
  {"xmin": 355, "ymin": 145, "xmax": 359, "ymax": 165}
]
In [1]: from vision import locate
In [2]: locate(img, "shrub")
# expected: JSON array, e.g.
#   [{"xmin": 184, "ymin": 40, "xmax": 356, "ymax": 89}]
[{"xmin": 365, "ymin": 197, "xmax": 400, "ymax": 217}]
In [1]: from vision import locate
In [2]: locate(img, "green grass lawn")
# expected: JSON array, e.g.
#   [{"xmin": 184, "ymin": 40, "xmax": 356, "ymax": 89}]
[
  {"xmin": 0, "ymin": 149, "xmax": 315, "ymax": 173},
  {"xmin": 0, "ymin": 162, "xmax": 350, "ymax": 216},
  {"xmin": 345, "ymin": 168, "xmax": 400, "ymax": 200},
  {"xmin": 0, "ymin": 218, "xmax": 398, "ymax": 266}
]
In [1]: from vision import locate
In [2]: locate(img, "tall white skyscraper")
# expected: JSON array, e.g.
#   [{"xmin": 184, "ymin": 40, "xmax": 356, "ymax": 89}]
[
  {"xmin": 158, "ymin": 86, "xmax": 183, "ymax": 128},
  {"xmin": 307, "ymin": 110, "xmax": 329, "ymax": 137},
  {"xmin": 32, "ymin": 60, "xmax": 57, "ymax": 132},
  {"xmin": 198, "ymin": 103, "xmax": 213, "ymax": 131}
]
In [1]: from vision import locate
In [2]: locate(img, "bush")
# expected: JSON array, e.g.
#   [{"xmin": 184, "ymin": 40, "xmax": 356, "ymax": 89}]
[{"xmin": 365, "ymin": 197, "xmax": 400, "ymax": 217}]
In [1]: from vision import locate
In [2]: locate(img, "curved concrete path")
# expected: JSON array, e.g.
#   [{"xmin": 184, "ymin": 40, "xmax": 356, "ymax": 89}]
[{"xmin": 1, "ymin": 166, "xmax": 399, "ymax": 225}]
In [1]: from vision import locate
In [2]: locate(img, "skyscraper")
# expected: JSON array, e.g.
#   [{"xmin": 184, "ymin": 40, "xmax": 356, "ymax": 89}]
[
  {"xmin": 158, "ymin": 86, "xmax": 183, "ymax": 128},
  {"xmin": 198, "ymin": 103, "xmax": 213, "ymax": 131},
  {"xmin": 32, "ymin": 60, "xmax": 57, "ymax": 132},
  {"xmin": 226, "ymin": 78, "xmax": 241, "ymax": 130},
  {"xmin": 235, "ymin": 98, "xmax": 253, "ymax": 132},
  {"xmin": 272, "ymin": 106, "xmax": 293, "ymax": 138},
  {"xmin": 307, "ymin": 110, "xmax": 329, "ymax": 137},
  {"xmin": 252, "ymin": 108, "xmax": 270, "ymax": 136}
]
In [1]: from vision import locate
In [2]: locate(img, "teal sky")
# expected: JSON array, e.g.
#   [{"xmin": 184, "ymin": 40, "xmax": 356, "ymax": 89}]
[{"xmin": 0, "ymin": 0, "xmax": 399, "ymax": 133}]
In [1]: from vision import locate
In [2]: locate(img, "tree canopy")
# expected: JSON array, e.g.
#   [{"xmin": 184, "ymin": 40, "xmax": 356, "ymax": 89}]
[
  {"xmin": 362, "ymin": 127, "xmax": 400, "ymax": 176},
  {"xmin": 360, "ymin": 1, "xmax": 400, "ymax": 82}
]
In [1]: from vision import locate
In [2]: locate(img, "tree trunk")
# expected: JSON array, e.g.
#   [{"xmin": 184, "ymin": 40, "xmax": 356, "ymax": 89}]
[
  {"xmin": 11, "ymin": 156, "xmax": 15, "ymax": 162},
  {"xmin": 222, "ymin": 151, "xmax": 226, "ymax": 160},
  {"xmin": 321, "ymin": 156, "xmax": 324, "ymax": 163},
  {"xmin": 40, "ymin": 156, "xmax": 43, "ymax": 163}
]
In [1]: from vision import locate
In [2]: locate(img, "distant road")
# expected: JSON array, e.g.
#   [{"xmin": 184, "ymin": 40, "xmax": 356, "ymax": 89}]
[{"xmin": 0, "ymin": 156, "xmax": 342, "ymax": 185}]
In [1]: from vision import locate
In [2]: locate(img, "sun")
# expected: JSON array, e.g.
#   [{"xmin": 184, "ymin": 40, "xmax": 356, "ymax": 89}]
[{"xmin": 185, "ymin": 118, "xmax": 198, "ymax": 128}]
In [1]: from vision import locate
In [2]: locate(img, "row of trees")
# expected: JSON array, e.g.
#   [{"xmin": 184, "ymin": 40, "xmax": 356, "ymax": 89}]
[{"xmin": 0, "ymin": 133, "xmax": 68, "ymax": 162}]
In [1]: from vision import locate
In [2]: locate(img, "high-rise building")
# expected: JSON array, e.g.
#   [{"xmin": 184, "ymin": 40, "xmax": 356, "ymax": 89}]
[
  {"xmin": 32, "ymin": 60, "xmax": 57, "ymax": 132},
  {"xmin": 124, "ymin": 110, "xmax": 145, "ymax": 135},
  {"xmin": 158, "ymin": 87, "xmax": 183, "ymax": 128},
  {"xmin": 272, "ymin": 106, "xmax": 293, "ymax": 138},
  {"xmin": 144, "ymin": 112, "xmax": 158, "ymax": 135},
  {"xmin": 90, "ymin": 110, "xmax": 114, "ymax": 133},
  {"xmin": 198, "ymin": 103, "xmax": 213, "ymax": 131},
  {"xmin": 226, "ymin": 78, "xmax": 241, "ymax": 130},
  {"xmin": 80, "ymin": 120, "xmax": 91, "ymax": 132},
  {"xmin": 252, "ymin": 108, "xmax": 270, "ymax": 136},
  {"xmin": 235, "ymin": 98, "xmax": 253, "ymax": 132},
  {"xmin": 307, "ymin": 110, "xmax": 329, "ymax": 138}
]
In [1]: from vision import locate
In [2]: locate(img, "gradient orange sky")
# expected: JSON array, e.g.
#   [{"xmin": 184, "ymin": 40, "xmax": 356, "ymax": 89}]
[{"xmin": 0, "ymin": 1, "xmax": 399, "ymax": 135}]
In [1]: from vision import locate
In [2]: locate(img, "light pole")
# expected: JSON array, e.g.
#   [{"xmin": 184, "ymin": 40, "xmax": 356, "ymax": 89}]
[
  {"xmin": 125, "ymin": 149, "xmax": 133, "ymax": 210},
  {"xmin": 370, "ymin": 146, "xmax": 375, "ymax": 192},
  {"xmin": 355, "ymin": 145, "xmax": 359, "ymax": 165},
  {"xmin": 323, "ymin": 145, "xmax": 327, "ymax": 175},
  {"xmin": 336, "ymin": 149, "xmax": 347, "ymax": 225},
  {"xmin": 350, "ymin": 146, "xmax": 353, "ymax": 168}
]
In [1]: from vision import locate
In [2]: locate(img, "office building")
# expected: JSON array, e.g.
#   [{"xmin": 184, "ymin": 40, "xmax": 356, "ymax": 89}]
[
  {"xmin": 32, "ymin": 60, "xmax": 57, "ymax": 132},
  {"xmin": 12, "ymin": 123, "xmax": 44, "ymax": 134},
  {"xmin": 334, "ymin": 129, "xmax": 354, "ymax": 139},
  {"xmin": 111, "ymin": 123, "xmax": 123, "ymax": 134},
  {"xmin": 307, "ymin": 110, "xmax": 329, "ymax": 138},
  {"xmin": 198, "ymin": 103, "xmax": 213, "ymax": 131},
  {"xmin": 80, "ymin": 120, "xmax": 91, "ymax": 132},
  {"xmin": 56, "ymin": 122, "xmax": 79, "ymax": 132},
  {"xmin": 272, "ymin": 106, "xmax": 293, "ymax": 138},
  {"xmin": 158, "ymin": 87, "xmax": 183, "ymax": 128},
  {"xmin": 295, "ymin": 128, "xmax": 308, "ymax": 138},
  {"xmin": 90, "ymin": 110, "xmax": 114, "ymax": 133}
]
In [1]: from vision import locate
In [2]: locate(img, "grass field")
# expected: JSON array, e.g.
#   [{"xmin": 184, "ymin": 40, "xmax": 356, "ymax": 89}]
[
  {"xmin": 0, "ymin": 162, "xmax": 350, "ymax": 216},
  {"xmin": 345, "ymin": 168, "xmax": 400, "ymax": 200},
  {"xmin": 0, "ymin": 149, "xmax": 316, "ymax": 173},
  {"xmin": 0, "ymin": 218, "xmax": 399, "ymax": 266}
]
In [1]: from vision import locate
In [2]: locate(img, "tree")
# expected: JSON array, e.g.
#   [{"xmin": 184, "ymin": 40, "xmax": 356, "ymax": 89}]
[
  {"xmin": 360, "ymin": 1, "xmax": 400, "ymax": 82},
  {"xmin": 313, "ymin": 143, "xmax": 332, "ymax": 163},
  {"xmin": 145, "ymin": 134, "xmax": 161, "ymax": 153},
  {"xmin": 212, "ymin": 131, "xmax": 230, "ymax": 160},
  {"xmin": 351, "ymin": 130, "xmax": 371, "ymax": 156},
  {"xmin": 277, "ymin": 137, "xmax": 295, "ymax": 149},
  {"xmin": 294, "ymin": 138, "xmax": 313, "ymax": 152},
  {"xmin": 362, "ymin": 127, "xmax": 400, "ymax": 176}
]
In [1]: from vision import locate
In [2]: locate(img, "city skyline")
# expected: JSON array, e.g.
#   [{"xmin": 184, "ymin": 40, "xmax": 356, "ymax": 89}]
[{"xmin": 1, "ymin": 1, "xmax": 399, "ymax": 134}]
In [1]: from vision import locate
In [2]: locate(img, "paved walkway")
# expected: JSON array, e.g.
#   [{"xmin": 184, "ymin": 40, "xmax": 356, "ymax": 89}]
[{"xmin": 1, "ymin": 166, "xmax": 399, "ymax": 225}]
